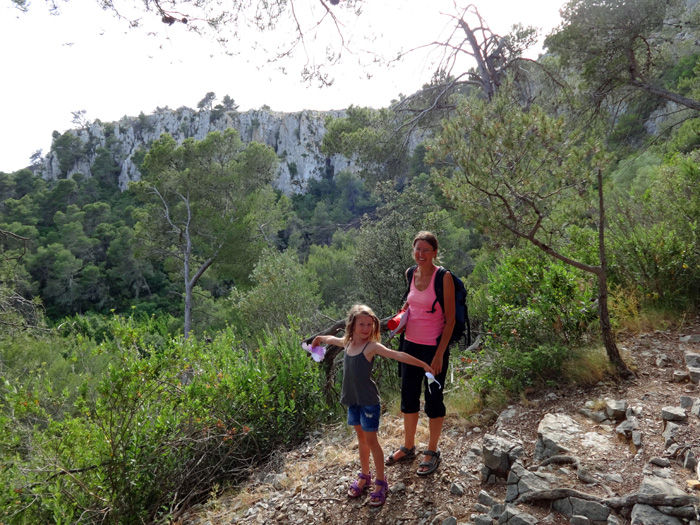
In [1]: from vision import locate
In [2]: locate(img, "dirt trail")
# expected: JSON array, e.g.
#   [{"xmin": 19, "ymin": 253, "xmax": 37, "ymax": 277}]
[{"xmin": 179, "ymin": 321, "xmax": 700, "ymax": 524}]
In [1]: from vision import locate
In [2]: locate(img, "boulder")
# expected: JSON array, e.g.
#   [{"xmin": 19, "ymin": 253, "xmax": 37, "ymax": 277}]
[
  {"xmin": 679, "ymin": 396, "xmax": 695, "ymax": 408},
  {"xmin": 497, "ymin": 504, "xmax": 539, "ymax": 524},
  {"xmin": 604, "ymin": 399, "xmax": 628, "ymax": 421},
  {"xmin": 660, "ymin": 406, "xmax": 687, "ymax": 422},
  {"xmin": 616, "ymin": 417, "xmax": 640, "ymax": 441},
  {"xmin": 688, "ymin": 367, "xmax": 700, "ymax": 384},
  {"xmin": 685, "ymin": 352, "xmax": 700, "ymax": 368},
  {"xmin": 673, "ymin": 370, "xmax": 690, "ymax": 383},
  {"xmin": 534, "ymin": 413, "xmax": 613, "ymax": 461},
  {"xmin": 505, "ymin": 461, "xmax": 552, "ymax": 503},
  {"xmin": 630, "ymin": 504, "xmax": 684, "ymax": 524},
  {"xmin": 482, "ymin": 433, "xmax": 525, "ymax": 479}
]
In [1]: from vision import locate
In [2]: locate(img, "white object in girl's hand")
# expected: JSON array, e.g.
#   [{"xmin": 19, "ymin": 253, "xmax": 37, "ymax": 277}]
[
  {"xmin": 301, "ymin": 342, "xmax": 326, "ymax": 362},
  {"xmin": 425, "ymin": 372, "xmax": 442, "ymax": 393}
]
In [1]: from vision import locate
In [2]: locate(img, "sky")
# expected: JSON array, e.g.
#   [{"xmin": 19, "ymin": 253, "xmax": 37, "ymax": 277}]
[{"xmin": 0, "ymin": 0, "xmax": 568, "ymax": 173}]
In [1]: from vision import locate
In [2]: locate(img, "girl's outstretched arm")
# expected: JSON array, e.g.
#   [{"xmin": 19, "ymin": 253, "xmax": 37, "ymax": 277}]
[
  {"xmin": 311, "ymin": 335, "xmax": 344, "ymax": 348},
  {"xmin": 369, "ymin": 343, "xmax": 434, "ymax": 376}
]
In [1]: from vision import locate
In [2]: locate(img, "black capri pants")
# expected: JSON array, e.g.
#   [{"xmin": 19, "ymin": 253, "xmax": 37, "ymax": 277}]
[{"xmin": 400, "ymin": 338, "xmax": 450, "ymax": 419}]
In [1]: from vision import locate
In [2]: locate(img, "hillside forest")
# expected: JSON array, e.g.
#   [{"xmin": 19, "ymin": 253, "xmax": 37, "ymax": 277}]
[{"xmin": 2, "ymin": 0, "xmax": 700, "ymax": 522}]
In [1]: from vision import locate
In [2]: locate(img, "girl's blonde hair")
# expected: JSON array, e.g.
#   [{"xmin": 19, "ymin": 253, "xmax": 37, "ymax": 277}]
[
  {"xmin": 413, "ymin": 230, "xmax": 441, "ymax": 263},
  {"xmin": 343, "ymin": 304, "xmax": 381, "ymax": 345}
]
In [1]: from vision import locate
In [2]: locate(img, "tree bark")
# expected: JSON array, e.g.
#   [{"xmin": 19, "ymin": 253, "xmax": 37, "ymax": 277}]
[
  {"xmin": 458, "ymin": 17, "xmax": 497, "ymax": 100},
  {"xmin": 629, "ymin": 79, "xmax": 700, "ymax": 112},
  {"xmin": 596, "ymin": 169, "xmax": 634, "ymax": 378}
]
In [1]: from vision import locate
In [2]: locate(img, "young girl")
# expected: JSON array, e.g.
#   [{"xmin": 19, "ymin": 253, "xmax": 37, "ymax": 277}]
[{"xmin": 312, "ymin": 304, "xmax": 434, "ymax": 507}]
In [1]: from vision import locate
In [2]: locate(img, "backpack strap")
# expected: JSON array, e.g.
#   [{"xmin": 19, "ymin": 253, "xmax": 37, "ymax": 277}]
[
  {"xmin": 430, "ymin": 266, "xmax": 447, "ymax": 314},
  {"xmin": 401, "ymin": 265, "xmax": 418, "ymax": 303}
]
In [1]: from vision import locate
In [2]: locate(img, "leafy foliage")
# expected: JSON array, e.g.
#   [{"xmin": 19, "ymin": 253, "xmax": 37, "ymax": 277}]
[
  {"xmin": 0, "ymin": 229, "xmax": 43, "ymax": 335},
  {"xmin": 131, "ymin": 129, "xmax": 283, "ymax": 337},
  {"xmin": 305, "ymin": 231, "xmax": 358, "ymax": 313},
  {"xmin": 430, "ymin": 85, "xmax": 607, "ymax": 252},
  {"xmin": 322, "ymin": 106, "xmax": 413, "ymax": 183},
  {"xmin": 465, "ymin": 246, "xmax": 597, "ymax": 396},
  {"xmin": 608, "ymin": 151, "xmax": 700, "ymax": 308},
  {"xmin": 0, "ymin": 315, "xmax": 331, "ymax": 523},
  {"xmin": 545, "ymin": 0, "xmax": 699, "ymax": 110},
  {"xmin": 228, "ymin": 248, "xmax": 324, "ymax": 340},
  {"xmin": 479, "ymin": 247, "xmax": 597, "ymax": 352},
  {"xmin": 289, "ymin": 169, "xmax": 378, "ymax": 250}
]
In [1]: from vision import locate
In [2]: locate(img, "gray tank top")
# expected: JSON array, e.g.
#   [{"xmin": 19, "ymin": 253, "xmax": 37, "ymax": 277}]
[{"xmin": 340, "ymin": 342, "xmax": 380, "ymax": 406}]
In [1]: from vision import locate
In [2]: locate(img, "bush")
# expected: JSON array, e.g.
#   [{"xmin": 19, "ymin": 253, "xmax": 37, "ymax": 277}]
[
  {"xmin": 228, "ymin": 248, "xmax": 325, "ymax": 341},
  {"xmin": 466, "ymin": 247, "xmax": 598, "ymax": 397},
  {"xmin": 478, "ymin": 247, "xmax": 597, "ymax": 351},
  {"xmin": 0, "ymin": 315, "xmax": 331, "ymax": 523},
  {"xmin": 608, "ymin": 152, "xmax": 700, "ymax": 309}
]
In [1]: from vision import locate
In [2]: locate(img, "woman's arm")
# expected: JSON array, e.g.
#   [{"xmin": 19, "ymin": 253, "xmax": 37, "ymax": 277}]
[
  {"xmin": 370, "ymin": 343, "xmax": 435, "ymax": 375},
  {"xmin": 432, "ymin": 271, "xmax": 456, "ymax": 373},
  {"xmin": 311, "ymin": 335, "xmax": 344, "ymax": 348}
]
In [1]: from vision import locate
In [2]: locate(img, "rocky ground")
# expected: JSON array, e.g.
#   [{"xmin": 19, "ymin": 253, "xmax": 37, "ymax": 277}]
[{"xmin": 178, "ymin": 320, "xmax": 700, "ymax": 525}]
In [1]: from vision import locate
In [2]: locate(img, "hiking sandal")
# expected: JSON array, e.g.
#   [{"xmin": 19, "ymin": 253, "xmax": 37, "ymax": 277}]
[
  {"xmin": 416, "ymin": 450, "xmax": 441, "ymax": 476},
  {"xmin": 369, "ymin": 478, "xmax": 388, "ymax": 507},
  {"xmin": 384, "ymin": 445, "xmax": 416, "ymax": 465},
  {"xmin": 348, "ymin": 471, "xmax": 371, "ymax": 498}
]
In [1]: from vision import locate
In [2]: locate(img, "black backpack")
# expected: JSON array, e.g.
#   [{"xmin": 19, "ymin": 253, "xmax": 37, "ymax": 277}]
[{"xmin": 403, "ymin": 265, "xmax": 471, "ymax": 347}]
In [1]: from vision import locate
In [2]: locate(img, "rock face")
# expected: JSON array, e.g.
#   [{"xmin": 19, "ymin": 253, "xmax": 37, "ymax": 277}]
[{"xmin": 37, "ymin": 107, "xmax": 357, "ymax": 194}]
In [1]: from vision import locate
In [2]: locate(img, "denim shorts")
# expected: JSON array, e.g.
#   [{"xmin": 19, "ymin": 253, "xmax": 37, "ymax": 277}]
[{"xmin": 347, "ymin": 403, "xmax": 381, "ymax": 432}]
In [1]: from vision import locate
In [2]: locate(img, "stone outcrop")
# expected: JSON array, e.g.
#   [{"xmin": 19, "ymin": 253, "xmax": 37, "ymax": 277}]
[
  {"xmin": 37, "ymin": 107, "xmax": 358, "ymax": 194},
  {"xmin": 472, "ymin": 392, "xmax": 700, "ymax": 524},
  {"xmin": 467, "ymin": 332, "xmax": 700, "ymax": 524}
]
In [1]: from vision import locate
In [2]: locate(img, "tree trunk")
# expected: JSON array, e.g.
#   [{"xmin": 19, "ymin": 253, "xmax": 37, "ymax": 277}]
[
  {"xmin": 183, "ymin": 227, "xmax": 193, "ymax": 339},
  {"xmin": 597, "ymin": 169, "xmax": 634, "ymax": 378},
  {"xmin": 630, "ymin": 79, "xmax": 700, "ymax": 112},
  {"xmin": 184, "ymin": 282, "xmax": 193, "ymax": 341},
  {"xmin": 597, "ymin": 269, "xmax": 632, "ymax": 377}
]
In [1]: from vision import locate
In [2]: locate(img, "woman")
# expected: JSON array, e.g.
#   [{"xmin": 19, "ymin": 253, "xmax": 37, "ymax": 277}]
[{"xmin": 385, "ymin": 231, "xmax": 455, "ymax": 476}]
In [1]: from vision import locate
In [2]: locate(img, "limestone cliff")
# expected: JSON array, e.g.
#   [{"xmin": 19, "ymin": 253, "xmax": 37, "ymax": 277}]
[{"xmin": 38, "ymin": 107, "xmax": 357, "ymax": 194}]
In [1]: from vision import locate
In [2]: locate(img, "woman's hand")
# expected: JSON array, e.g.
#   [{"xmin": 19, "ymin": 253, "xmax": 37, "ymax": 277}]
[
  {"xmin": 311, "ymin": 336, "xmax": 323, "ymax": 347},
  {"xmin": 423, "ymin": 364, "xmax": 435, "ymax": 376},
  {"xmin": 430, "ymin": 353, "xmax": 444, "ymax": 374}
]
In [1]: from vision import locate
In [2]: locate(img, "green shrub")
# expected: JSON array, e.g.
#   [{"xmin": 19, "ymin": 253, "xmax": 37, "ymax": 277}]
[
  {"xmin": 668, "ymin": 117, "xmax": 700, "ymax": 154},
  {"xmin": 478, "ymin": 247, "xmax": 597, "ymax": 351},
  {"xmin": 609, "ymin": 221, "xmax": 699, "ymax": 308},
  {"xmin": 465, "ymin": 247, "xmax": 597, "ymax": 398},
  {"xmin": 608, "ymin": 152, "xmax": 700, "ymax": 309},
  {"xmin": 0, "ymin": 315, "xmax": 331, "ymax": 523},
  {"xmin": 228, "ymin": 249, "xmax": 324, "ymax": 341}
]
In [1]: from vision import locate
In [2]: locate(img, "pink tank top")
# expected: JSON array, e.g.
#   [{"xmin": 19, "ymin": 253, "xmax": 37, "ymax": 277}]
[{"xmin": 405, "ymin": 267, "xmax": 445, "ymax": 345}]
